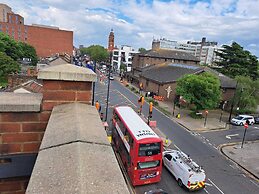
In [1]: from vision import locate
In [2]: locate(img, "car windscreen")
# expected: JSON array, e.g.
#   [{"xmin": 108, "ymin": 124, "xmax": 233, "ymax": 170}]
[
  {"xmin": 138, "ymin": 142, "xmax": 161, "ymax": 156},
  {"xmin": 234, "ymin": 116, "xmax": 243, "ymax": 120}
]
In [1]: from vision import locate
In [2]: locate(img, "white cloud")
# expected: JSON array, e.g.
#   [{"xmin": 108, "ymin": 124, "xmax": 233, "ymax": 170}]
[{"xmin": 2, "ymin": 0, "xmax": 259, "ymax": 57}]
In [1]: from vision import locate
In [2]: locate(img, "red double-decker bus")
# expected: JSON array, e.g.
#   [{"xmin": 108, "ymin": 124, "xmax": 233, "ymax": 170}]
[{"xmin": 112, "ymin": 106, "xmax": 163, "ymax": 186}]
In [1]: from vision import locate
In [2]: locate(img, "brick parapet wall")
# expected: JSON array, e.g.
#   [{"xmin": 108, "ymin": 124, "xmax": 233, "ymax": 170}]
[
  {"xmin": 0, "ymin": 176, "xmax": 29, "ymax": 194},
  {"xmin": 41, "ymin": 80, "xmax": 92, "ymax": 111},
  {"xmin": 0, "ymin": 112, "xmax": 49, "ymax": 155},
  {"xmin": 1, "ymin": 64, "xmax": 96, "ymax": 194}
]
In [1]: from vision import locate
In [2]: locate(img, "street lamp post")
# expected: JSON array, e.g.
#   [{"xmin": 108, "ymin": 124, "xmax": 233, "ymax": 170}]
[
  {"xmin": 105, "ymin": 52, "xmax": 112, "ymax": 121},
  {"xmin": 204, "ymin": 110, "xmax": 208, "ymax": 127},
  {"xmin": 228, "ymin": 81, "xmax": 238, "ymax": 122},
  {"xmin": 241, "ymin": 121, "xmax": 249, "ymax": 148},
  {"xmin": 91, "ymin": 61, "xmax": 96, "ymax": 106}
]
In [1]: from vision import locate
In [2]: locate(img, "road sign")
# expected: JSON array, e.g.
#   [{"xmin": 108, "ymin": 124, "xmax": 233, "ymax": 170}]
[{"xmin": 244, "ymin": 123, "xmax": 248, "ymax": 129}]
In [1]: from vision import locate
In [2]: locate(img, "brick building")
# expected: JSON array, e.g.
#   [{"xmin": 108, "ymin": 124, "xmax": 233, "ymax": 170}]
[
  {"xmin": 138, "ymin": 63, "xmax": 236, "ymax": 106},
  {"xmin": 0, "ymin": 3, "xmax": 73, "ymax": 58},
  {"xmin": 130, "ymin": 49, "xmax": 200, "ymax": 84}
]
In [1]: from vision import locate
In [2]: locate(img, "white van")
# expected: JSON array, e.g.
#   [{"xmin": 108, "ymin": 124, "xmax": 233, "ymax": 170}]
[
  {"xmin": 163, "ymin": 150, "xmax": 206, "ymax": 191},
  {"xmin": 231, "ymin": 115, "xmax": 255, "ymax": 125}
]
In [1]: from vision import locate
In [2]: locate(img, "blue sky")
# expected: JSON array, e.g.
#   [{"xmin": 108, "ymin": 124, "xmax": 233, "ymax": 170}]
[{"xmin": 2, "ymin": 0, "xmax": 259, "ymax": 57}]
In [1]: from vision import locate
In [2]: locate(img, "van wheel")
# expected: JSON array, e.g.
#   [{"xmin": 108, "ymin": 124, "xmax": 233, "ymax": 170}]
[{"xmin": 178, "ymin": 179, "xmax": 183, "ymax": 187}]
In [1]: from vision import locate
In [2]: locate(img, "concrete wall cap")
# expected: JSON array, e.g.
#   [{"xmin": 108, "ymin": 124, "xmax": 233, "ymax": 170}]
[
  {"xmin": 0, "ymin": 92, "xmax": 42, "ymax": 112},
  {"xmin": 40, "ymin": 103, "xmax": 109, "ymax": 149},
  {"xmin": 37, "ymin": 63, "xmax": 97, "ymax": 82},
  {"xmin": 27, "ymin": 143, "xmax": 130, "ymax": 194}
]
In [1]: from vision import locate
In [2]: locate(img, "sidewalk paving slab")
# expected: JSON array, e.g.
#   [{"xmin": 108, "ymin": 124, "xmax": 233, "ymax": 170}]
[{"xmin": 221, "ymin": 141, "xmax": 259, "ymax": 180}]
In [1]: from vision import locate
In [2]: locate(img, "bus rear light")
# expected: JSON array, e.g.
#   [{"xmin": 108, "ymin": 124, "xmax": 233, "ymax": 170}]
[
  {"xmin": 134, "ymin": 167, "xmax": 137, "ymax": 170},
  {"xmin": 187, "ymin": 181, "xmax": 191, "ymax": 187},
  {"xmin": 157, "ymin": 171, "xmax": 159, "ymax": 175}
]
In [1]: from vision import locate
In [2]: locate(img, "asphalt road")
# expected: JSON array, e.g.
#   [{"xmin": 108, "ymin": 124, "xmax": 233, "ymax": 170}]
[
  {"xmin": 95, "ymin": 76, "xmax": 259, "ymax": 194},
  {"xmin": 200, "ymin": 124, "xmax": 259, "ymax": 146}
]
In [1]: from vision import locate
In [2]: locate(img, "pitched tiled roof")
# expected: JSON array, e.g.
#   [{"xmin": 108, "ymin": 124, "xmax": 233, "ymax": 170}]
[
  {"xmin": 138, "ymin": 49, "xmax": 199, "ymax": 62},
  {"xmin": 203, "ymin": 67, "xmax": 237, "ymax": 88},
  {"xmin": 140, "ymin": 63, "xmax": 204, "ymax": 84},
  {"xmin": 6, "ymin": 80, "xmax": 43, "ymax": 93}
]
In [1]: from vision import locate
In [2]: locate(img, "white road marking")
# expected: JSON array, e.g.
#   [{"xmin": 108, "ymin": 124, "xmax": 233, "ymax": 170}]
[
  {"xmin": 213, "ymin": 146, "xmax": 218, "ymax": 150},
  {"xmin": 204, "ymin": 188, "xmax": 210, "ymax": 194},
  {"xmin": 206, "ymin": 139, "xmax": 210, "ymax": 142},
  {"xmin": 115, "ymin": 90, "xmax": 137, "ymax": 108},
  {"xmin": 250, "ymin": 180, "xmax": 259, "ymax": 188},
  {"xmin": 174, "ymin": 144, "xmax": 181, "ymax": 151},
  {"xmin": 208, "ymin": 178, "xmax": 225, "ymax": 194},
  {"xmin": 229, "ymin": 164, "xmax": 235, "ymax": 169},
  {"xmin": 205, "ymin": 182, "xmax": 213, "ymax": 186},
  {"xmin": 208, "ymin": 143, "xmax": 212, "ymax": 146},
  {"xmin": 225, "ymin": 134, "xmax": 239, "ymax": 139},
  {"xmin": 242, "ymin": 174, "xmax": 246, "ymax": 177},
  {"xmin": 254, "ymin": 126, "xmax": 258, "ymax": 129}
]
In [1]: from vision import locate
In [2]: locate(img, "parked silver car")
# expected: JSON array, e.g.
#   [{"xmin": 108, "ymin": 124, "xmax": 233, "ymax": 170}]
[{"xmin": 231, "ymin": 115, "xmax": 255, "ymax": 125}]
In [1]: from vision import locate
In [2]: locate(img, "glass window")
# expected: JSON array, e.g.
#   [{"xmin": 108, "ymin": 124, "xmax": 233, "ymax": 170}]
[
  {"xmin": 137, "ymin": 160, "xmax": 160, "ymax": 169},
  {"xmin": 164, "ymin": 154, "xmax": 172, "ymax": 161},
  {"xmin": 138, "ymin": 142, "xmax": 161, "ymax": 156}
]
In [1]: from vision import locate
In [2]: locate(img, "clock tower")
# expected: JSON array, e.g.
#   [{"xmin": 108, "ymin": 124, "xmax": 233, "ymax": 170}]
[{"xmin": 108, "ymin": 29, "xmax": 114, "ymax": 51}]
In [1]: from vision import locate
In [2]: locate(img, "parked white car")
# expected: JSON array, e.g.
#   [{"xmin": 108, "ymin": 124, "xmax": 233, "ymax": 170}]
[
  {"xmin": 163, "ymin": 150, "xmax": 206, "ymax": 191},
  {"xmin": 231, "ymin": 115, "xmax": 255, "ymax": 125}
]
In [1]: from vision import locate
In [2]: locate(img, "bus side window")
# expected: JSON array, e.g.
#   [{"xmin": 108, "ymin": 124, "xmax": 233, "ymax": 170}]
[
  {"xmin": 124, "ymin": 129, "xmax": 130, "ymax": 143},
  {"xmin": 114, "ymin": 113, "xmax": 119, "ymax": 121},
  {"xmin": 129, "ymin": 136, "xmax": 134, "ymax": 148}
]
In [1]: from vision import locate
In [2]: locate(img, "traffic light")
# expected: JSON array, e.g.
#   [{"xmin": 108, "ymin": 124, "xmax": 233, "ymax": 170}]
[
  {"xmin": 149, "ymin": 102, "xmax": 153, "ymax": 118},
  {"xmin": 141, "ymin": 96, "xmax": 144, "ymax": 105}
]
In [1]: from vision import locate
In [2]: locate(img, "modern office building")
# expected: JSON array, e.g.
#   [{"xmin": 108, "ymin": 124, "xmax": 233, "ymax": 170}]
[
  {"xmin": 0, "ymin": 4, "xmax": 73, "ymax": 58},
  {"xmin": 112, "ymin": 45, "xmax": 138, "ymax": 72},
  {"xmin": 152, "ymin": 37, "xmax": 222, "ymax": 65}
]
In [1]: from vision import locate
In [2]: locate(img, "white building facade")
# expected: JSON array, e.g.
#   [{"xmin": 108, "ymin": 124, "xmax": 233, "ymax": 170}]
[
  {"xmin": 152, "ymin": 37, "xmax": 223, "ymax": 65},
  {"xmin": 112, "ymin": 45, "xmax": 139, "ymax": 72}
]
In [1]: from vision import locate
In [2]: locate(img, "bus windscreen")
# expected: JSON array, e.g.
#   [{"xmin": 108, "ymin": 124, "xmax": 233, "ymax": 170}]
[
  {"xmin": 137, "ymin": 160, "xmax": 160, "ymax": 169},
  {"xmin": 138, "ymin": 143, "xmax": 161, "ymax": 156}
]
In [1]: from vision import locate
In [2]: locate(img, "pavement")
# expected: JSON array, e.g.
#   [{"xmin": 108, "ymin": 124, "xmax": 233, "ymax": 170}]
[{"xmin": 119, "ymin": 77, "xmax": 259, "ymax": 181}]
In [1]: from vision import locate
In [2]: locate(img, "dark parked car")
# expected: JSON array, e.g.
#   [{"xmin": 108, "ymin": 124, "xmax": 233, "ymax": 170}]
[
  {"xmin": 144, "ymin": 189, "xmax": 168, "ymax": 194},
  {"xmin": 254, "ymin": 116, "xmax": 259, "ymax": 124}
]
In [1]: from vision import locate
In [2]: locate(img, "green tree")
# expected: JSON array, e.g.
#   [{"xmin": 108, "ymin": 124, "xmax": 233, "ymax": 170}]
[
  {"xmin": 0, "ymin": 52, "xmax": 20, "ymax": 83},
  {"xmin": 0, "ymin": 32, "xmax": 38, "ymax": 65},
  {"xmin": 80, "ymin": 45, "xmax": 109, "ymax": 62},
  {"xmin": 138, "ymin": 47, "xmax": 146, "ymax": 53},
  {"xmin": 234, "ymin": 76, "xmax": 259, "ymax": 112},
  {"xmin": 120, "ymin": 62, "xmax": 127, "ymax": 72},
  {"xmin": 215, "ymin": 42, "xmax": 259, "ymax": 80},
  {"xmin": 0, "ymin": 32, "xmax": 22, "ymax": 61},
  {"xmin": 18, "ymin": 42, "xmax": 38, "ymax": 66},
  {"xmin": 176, "ymin": 73, "xmax": 221, "ymax": 111}
]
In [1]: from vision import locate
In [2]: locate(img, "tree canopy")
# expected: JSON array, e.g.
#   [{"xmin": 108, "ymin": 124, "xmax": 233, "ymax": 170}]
[
  {"xmin": 0, "ymin": 32, "xmax": 38, "ymax": 65},
  {"xmin": 215, "ymin": 42, "xmax": 259, "ymax": 80},
  {"xmin": 138, "ymin": 48, "xmax": 147, "ymax": 53},
  {"xmin": 80, "ymin": 45, "xmax": 109, "ymax": 62},
  {"xmin": 176, "ymin": 73, "xmax": 221, "ymax": 111},
  {"xmin": 18, "ymin": 42, "xmax": 38, "ymax": 66},
  {"xmin": 0, "ymin": 52, "xmax": 20, "ymax": 81},
  {"xmin": 234, "ymin": 76, "xmax": 259, "ymax": 113}
]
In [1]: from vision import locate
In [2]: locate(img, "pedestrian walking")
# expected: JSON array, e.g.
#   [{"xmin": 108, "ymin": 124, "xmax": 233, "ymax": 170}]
[{"xmin": 95, "ymin": 100, "xmax": 100, "ymax": 112}]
